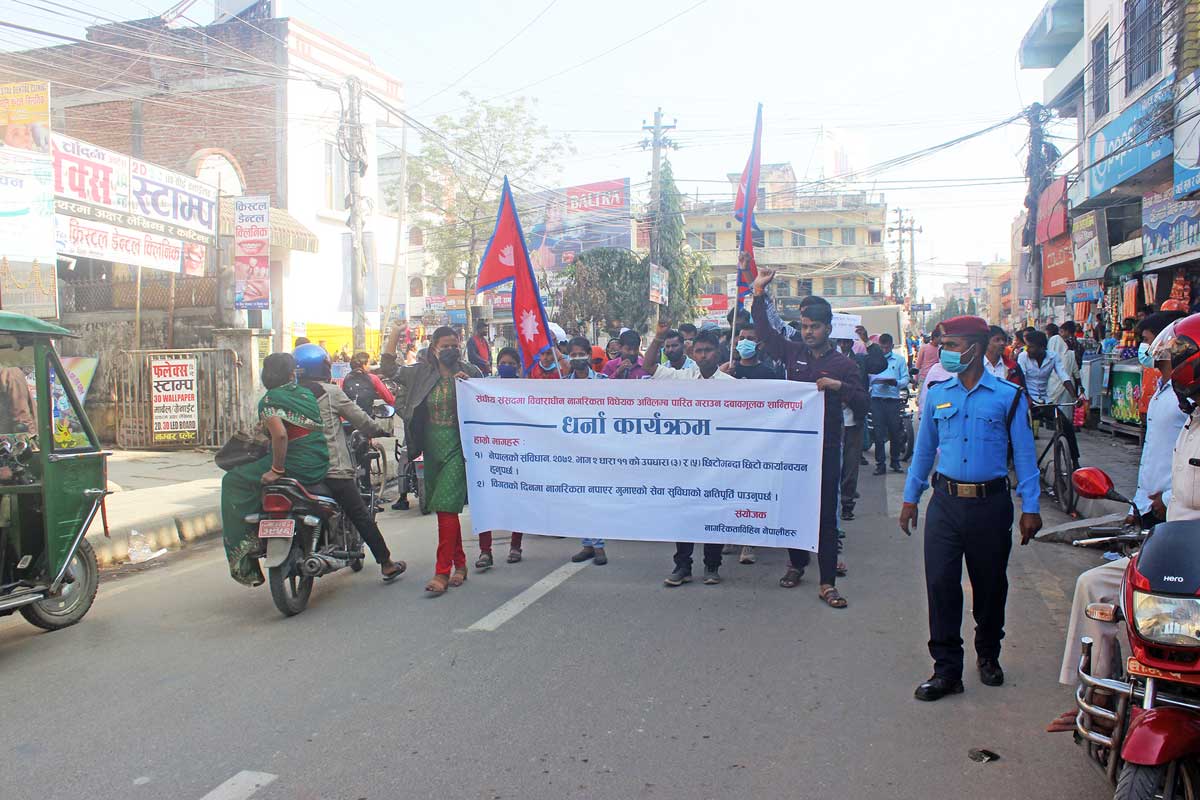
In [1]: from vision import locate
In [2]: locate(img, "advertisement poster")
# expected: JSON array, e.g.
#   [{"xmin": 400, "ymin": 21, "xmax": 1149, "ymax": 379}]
[
  {"xmin": 1088, "ymin": 75, "xmax": 1173, "ymax": 199},
  {"xmin": 0, "ymin": 149, "xmax": 56, "ymax": 266},
  {"xmin": 0, "ymin": 80, "xmax": 50, "ymax": 154},
  {"xmin": 55, "ymin": 214, "xmax": 183, "ymax": 272},
  {"xmin": 520, "ymin": 178, "xmax": 632, "ymax": 272},
  {"xmin": 1176, "ymin": 69, "xmax": 1200, "ymax": 199},
  {"xmin": 51, "ymin": 133, "xmax": 130, "ymax": 213},
  {"xmin": 1072, "ymin": 210, "xmax": 1108, "ymax": 278},
  {"xmin": 1109, "ymin": 364, "xmax": 1143, "ymax": 425},
  {"xmin": 1142, "ymin": 186, "xmax": 1200, "ymax": 264},
  {"xmin": 1041, "ymin": 234, "xmax": 1075, "ymax": 295},
  {"xmin": 150, "ymin": 356, "xmax": 198, "ymax": 445},
  {"xmin": 25, "ymin": 356, "xmax": 99, "ymax": 447},
  {"xmin": 648, "ymin": 263, "xmax": 668, "ymax": 306},
  {"xmin": 457, "ymin": 378, "xmax": 824, "ymax": 550},
  {"xmin": 233, "ymin": 196, "xmax": 269, "ymax": 310},
  {"xmin": 130, "ymin": 157, "xmax": 218, "ymax": 241}
]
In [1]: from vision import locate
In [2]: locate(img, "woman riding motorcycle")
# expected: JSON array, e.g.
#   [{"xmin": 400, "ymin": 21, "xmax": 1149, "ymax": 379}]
[{"xmin": 220, "ymin": 353, "xmax": 329, "ymax": 586}]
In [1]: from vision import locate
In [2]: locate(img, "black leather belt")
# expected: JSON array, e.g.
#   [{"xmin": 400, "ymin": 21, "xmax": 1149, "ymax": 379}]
[{"xmin": 932, "ymin": 472, "xmax": 1009, "ymax": 499}]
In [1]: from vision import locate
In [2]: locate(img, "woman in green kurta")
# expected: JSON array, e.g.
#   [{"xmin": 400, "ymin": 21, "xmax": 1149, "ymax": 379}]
[{"xmin": 220, "ymin": 353, "xmax": 328, "ymax": 586}]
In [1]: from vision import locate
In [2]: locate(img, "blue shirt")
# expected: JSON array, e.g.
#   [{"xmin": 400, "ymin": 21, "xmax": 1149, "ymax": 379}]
[
  {"xmin": 869, "ymin": 351, "xmax": 909, "ymax": 399},
  {"xmin": 903, "ymin": 370, "xmax": 1039, "ymax": 514},
  {"xmin": 1017, "ymin": 350, "xmax": 1071, "ymax": 404}
]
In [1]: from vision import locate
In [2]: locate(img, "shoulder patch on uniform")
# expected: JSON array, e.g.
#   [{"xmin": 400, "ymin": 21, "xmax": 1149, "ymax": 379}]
[
  {"xmin": 998, "ymin": 378, "xmax": 1021, "ymax": 390},
  {"xmin": 927, "ymin": 378, "xmax": 953, "ymax": 389}
]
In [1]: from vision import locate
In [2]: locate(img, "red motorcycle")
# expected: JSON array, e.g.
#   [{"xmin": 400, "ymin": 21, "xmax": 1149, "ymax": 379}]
[{"xmin": 1072, "ymin": 467, "xmax": 1200, "ymax": 799}]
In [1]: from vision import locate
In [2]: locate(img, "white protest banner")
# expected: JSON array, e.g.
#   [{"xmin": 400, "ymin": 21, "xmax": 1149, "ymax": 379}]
[
  {"xmin": 831, "ymin": 312, "xmax": 861, "ymax": 340},
  {"xmin": 457, "ymin": 378, "xmax": 824, "ymax": 550}
]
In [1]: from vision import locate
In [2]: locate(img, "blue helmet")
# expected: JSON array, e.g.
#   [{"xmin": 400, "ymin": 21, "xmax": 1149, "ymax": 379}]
[{"xmin": 294, "ymin": 343, "xmax": 331, "ymax": 381}]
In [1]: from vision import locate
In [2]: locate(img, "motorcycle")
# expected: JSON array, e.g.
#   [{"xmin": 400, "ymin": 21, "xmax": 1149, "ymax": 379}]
[
  {"xmin": 1071, "ymin": 466, "xmax": 1200, "ymax": 799},
  {"xmin": 245, "ymin": 405, "xmax": 395, "ymax": 616},
  {"xmin": 898, "ymin": 386, "xmax": 915, "ymax": 462}
]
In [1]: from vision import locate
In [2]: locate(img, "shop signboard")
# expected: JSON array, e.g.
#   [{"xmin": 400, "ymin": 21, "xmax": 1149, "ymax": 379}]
[
  {"xmin": 1175, "ymin": 69, "xmax": 1200, "ymax": 198},
  {"xmin": 55, "ymin": 215, "xmax": 183, "ymax": 272},
  {"xmin": 0, "ymin": 80, "xmax": 50, "ymax": 154},
  {"xmin": 1041, "ymin": 234, "xmax": 1075, "ymax": 295},
  {"xmin": 699, "ymin": 293, "xmax": 729, "ymax": 312},
  {"xmin": 1066, "ymin": 280, "xmax": 1103, "ymax": 304},
  {"xmin": 520, "ymin": 178, "xmax": 632, "ymax": 272},
  {"xmin": 648, "ymin": 262, "xmax": 668, "ymax": 306},
  {"xmin": 1087, "ymin": 75, "xmax": 1173, "ymax": 198},
  {"xmin": 426, "ymin": 294, "xmax": 446, "ymax": 311},
  {"xmin": 0, "ymin": 150, "xmax": 55, "ymax": 263},
  {"xmin": 1072, "ymin": 210, "xmax": 1109, "ymax": 279},
  {"xmin": 1036, "ymin": 176, "xmax": 1069, "ymax": 244},
  {"xmin": 51, "ymin": 133, "xmax": 130, "ymax": 213},
  {"xmin": 1142, "ymin": 185, "xmax": 1200, "ymax": 264},
  {"xmin": 129, "ymin": 157, "xmax": 218, "ymax": 240},
  {"xmin": 488, "ymin": 290, "xmax": 512, "ymax": 311},
  {"xmin": 1109, "ymin": 363, "xmax": 1143, "ymax": 425},
  {"xmin": 150, "ymin": 355, "xmax": 198, "ymax": 446},
  {"xmin": 233, "ymin": 196, "xmax": 269, "ymax": 310}
]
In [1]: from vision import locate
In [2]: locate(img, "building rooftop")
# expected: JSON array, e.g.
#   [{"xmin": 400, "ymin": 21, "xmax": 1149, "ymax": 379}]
[{"xmin": 1019, "ymin": 0, "xmax": 1084, "ymax": 69}]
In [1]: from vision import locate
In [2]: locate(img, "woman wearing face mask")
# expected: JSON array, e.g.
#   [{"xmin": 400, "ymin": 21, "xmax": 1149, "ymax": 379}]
[
  {"xmin": 391, "ymin": 326, "xmax": 483, "ymax": 594},
  {"xmin": 476, "ymin": 348, "xmax": 526, "ymax": 569},
  {"xmin": 562, "ymin": 336, "xmax": 611, "ymax": 566}
]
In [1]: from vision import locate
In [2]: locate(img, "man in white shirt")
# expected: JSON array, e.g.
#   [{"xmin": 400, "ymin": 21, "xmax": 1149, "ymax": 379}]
[
  {"xmin": 1018, "ymin": 329, "xmax": 1079, "ymax": 462},
  {"xmin": 983, "ymin": 325, "xmax": 1011, "ymax": 381},
  {"xmin": 643, "ymin": 324, "xmax": 734, "ymax": 586}
]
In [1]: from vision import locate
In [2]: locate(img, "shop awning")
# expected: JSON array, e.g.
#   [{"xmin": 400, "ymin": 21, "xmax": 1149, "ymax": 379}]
[{"xmin": 219, "ymin": 199, "xmax": 319, "ymax": 253}]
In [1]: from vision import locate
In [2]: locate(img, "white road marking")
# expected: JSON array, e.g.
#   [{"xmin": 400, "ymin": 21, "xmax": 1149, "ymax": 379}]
[
  {"xmin": 101, "ymin": 554, "xmax": 225, "ymax": 599},
  {"xmin": 461, "ymin": 560, "xmax": 590, "ymax": 632},
  {"xmin": 198, "ymin": 771, "xmax": 277, "ymax": 800}
]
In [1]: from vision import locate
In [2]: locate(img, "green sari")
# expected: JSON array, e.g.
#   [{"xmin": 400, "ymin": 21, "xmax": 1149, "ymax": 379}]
[
  {"xmin": 424, "ymin": 375, "xmax": 467, "ymax": 514},
  {"xmin": 220, "ymin": 383, "xmax": 329, "ymax": 586}
]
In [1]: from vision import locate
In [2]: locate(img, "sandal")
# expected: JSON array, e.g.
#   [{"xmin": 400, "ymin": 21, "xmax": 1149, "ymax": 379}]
[
  {"xmin": 382, "ymin": 560, "xmax": 407, "ymax": 583},
  {"xmin": 449, "ymin": 567, "xmax": 468, "ymax": 587},
  {"xmin": 836, "ymin": 560, "xmax": 848, "ymax": 577},
  {"xmin": 424, "ymin": 574, "xmax": 449, "ymax": 595},
  {"xmin": 475, "ymin": 552, "xmax": 494, "ymax": 570},
  {"xmin": 1046, "ymin": 711, "xmax": 1077, "ymax": 733},
  {"xmin": 779, "ymin": 568, "xmax": 803, "ymax": 588},
  {"xmin": 819, "ymin": 585, "xmax": 848, "ymax": 608},
  {"xmin": 507, "ymin": 548, "xmax": 523, "ymax": 564}
]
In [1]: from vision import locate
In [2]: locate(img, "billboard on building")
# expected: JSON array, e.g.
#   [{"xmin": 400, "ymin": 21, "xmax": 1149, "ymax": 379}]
[
  {"xmin": 233, "ymin": 196, "xmax": 269, "ymax": 310},
  {"xmin": 0, "ymin": 80, "xmax": 50, "ymax": 155},
  {"xmin": 519, "ymin": 178, "xmax": 631, "ymax": 272},
  {"xmin": 1176, "ymin": 69, "xmax": 1200, "ymax": 199},
  {"xmin": 1143, "ymin": 183, "xmax": 1200, "ymax": 265},
  {"xmin": 1087, "ymin": 75, "xmax": 1173, "ymax": 199},
  {"xmin": 1041, "ymin": 235, "xmax": 1074, "ymax": 295}
]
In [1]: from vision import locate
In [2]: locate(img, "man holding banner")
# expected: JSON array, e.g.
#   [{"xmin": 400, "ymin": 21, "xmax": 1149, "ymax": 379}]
[
  {"xmin": 644, "ymin": 323, "xmax": 735, "ymax": 586},
  {"xmin": 750, "ymin": 267, "xmax": 867, "ymax": 608}
]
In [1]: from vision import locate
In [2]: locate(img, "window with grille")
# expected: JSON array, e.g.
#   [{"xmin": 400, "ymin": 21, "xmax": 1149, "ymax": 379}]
[
  {"xmin": 869, "ymin": 229, "xmax": 882, "ymax": 245},
  {"xmin": 791, "ymin": 230, "xmax": 806, "ymax": 246},
  {"xmin": 776, "ymin": 277, "xmax": 792, "ymax": 297},
  {"xmin": 841, "ymin": 277, "xmax": 856, "ymax": 295},
  {"xmin": 1124, "ymin": 1, "xmax": 1162, "ymax": 94},
  {"xmin": 796, "ymin": 278, "xmax": 812, "ymax": 296},
  {"xmin": 1092, "ymin": 27, "xmax": 1110, "ymax": 119},
  {"xmin": 841, "ymin": 228, "xmax": 857, "ymax": 245},
  {"xmin": 701, "ymin": 232, "xmax": 716, "ymax": 250},
  {"xmin": 823, "ymin": 277, "xmax": 838, "ymax": 295},
  {"xmin": 818, "ymin": 228, "xmax": 834, "ymax": 246},
  {"xmin": 767, "ymin": 230, "xmax": 783, "ymax": 247}
]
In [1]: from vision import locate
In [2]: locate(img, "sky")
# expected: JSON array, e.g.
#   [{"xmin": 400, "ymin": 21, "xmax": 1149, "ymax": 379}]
[{"xmin": 2, "ymin": 0, "xmax": 1061, "ymax": 302}]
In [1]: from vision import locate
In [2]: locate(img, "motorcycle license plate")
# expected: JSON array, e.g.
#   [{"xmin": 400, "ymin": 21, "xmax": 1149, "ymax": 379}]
[
  {"xmin": 258, "ymin": 518, "xmax": 296, "ymax": 539},
  {"xmin": 1126, "ymin": 657, "xmax": 1200, "ymax": 687}
]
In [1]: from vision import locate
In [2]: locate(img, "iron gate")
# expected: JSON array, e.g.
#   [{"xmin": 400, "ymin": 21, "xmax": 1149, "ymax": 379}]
[{"xmin": 114, "ymin": 348, "xmax": 244, "ymax": 449}]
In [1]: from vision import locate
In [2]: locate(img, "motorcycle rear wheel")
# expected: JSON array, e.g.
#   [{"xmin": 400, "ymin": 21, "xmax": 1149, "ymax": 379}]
[
  {"xmin": 268, "ymin": 544, "xmax": 313, "ymax": 617},
  {"xmin": 1115, "ymin": 760, "xmax": 1200, "ymax": 800},
  {"xmin": 20, "ymin": 539, "xmax": 99, "ymax": 631}
]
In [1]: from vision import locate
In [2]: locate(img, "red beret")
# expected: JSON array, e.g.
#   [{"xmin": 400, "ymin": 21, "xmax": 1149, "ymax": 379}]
[{"xmin": 940, "ymin": 315, "xmax": 990, "ymax": 337}]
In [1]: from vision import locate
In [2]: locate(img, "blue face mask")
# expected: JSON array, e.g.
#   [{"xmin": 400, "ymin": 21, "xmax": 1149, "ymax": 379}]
[
  {"xmin": 1138, "ymin": 342, "xmax": 1156, "ymax": 368},
  {"xmin": 736, "ymin": 339, "xmax": 758, "ymax": 359},
  {"xmin": 497, "ymin": 363, "xmax": 519, "ymax": 378},
  {"xmin": 939, "ymin": 345, "xmax": 976, "ymax": 374}
]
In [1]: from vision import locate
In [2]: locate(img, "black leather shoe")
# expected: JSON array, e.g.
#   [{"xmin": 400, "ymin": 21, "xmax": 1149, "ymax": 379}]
[
  {"xmin": 914, "ymin": 675, "xmax": 964, "ymax": 701},
  {"xmin": 570, "ymin": 547, "xmax": 595, "ymax": 563},
  {"xmin": 391, "ymin": 496, "xmax": 410, "ymax": 511},
  {"xmin": 872, "ymin": 466, "xmax": 887, "ymax": 476},
  {"xmin": 978, "ymin": 658, "xmax": 1005, "ymax": 686}
]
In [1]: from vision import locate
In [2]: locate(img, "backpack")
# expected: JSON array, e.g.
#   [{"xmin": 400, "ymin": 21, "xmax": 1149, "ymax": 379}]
[{"xmin": 342, "ymin": 370, "xmax": 378, "ymax": 415}]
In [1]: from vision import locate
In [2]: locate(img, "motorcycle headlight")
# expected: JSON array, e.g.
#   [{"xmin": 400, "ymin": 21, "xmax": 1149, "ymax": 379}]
[{"xmin": 1133, "ymin": 590, "xmax": 1200, "ymax": 647}]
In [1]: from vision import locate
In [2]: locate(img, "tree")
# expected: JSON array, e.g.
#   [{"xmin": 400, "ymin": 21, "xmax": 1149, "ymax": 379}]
[
  {"xmin": 400, "ymin": 94, "xmax": 569, "ymax": 330},
  {"xmin": 557, "ymin": 159, "xmax": 710, "ymax": 332}
]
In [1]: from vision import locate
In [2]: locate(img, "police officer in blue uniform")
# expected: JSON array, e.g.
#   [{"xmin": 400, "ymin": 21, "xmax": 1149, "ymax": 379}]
[{"xmin": 899, "ymin": 315, "xmax": 1042, "ymax": 701}]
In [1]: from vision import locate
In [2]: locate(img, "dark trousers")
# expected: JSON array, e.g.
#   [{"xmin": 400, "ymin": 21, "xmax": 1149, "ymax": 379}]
[
  {"xmin": 923, "ymin": 488, "xmax": 1014, "ymax": 680},
  {"xmin": 841, "ymin": 424, "xmax": 863, "ymax": 511},
  {"xmin": 788, "ymin": 444, "xmax": 841, "ymax": 585},
  {"xmin": 871, "ymin": 397, "xmax": 903, "ymax": 467},
  {"xmin": 674, "ymin": 542, "xmax": 723, "ymax": 572},
  {"xmin": 325, "ymin": 477, "xmax": 392, "ymax": 564}
]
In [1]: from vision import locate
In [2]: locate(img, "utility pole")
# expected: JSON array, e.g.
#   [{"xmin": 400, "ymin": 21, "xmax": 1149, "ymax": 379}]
[
  {"xmin": 343, "ymin": 76, "xmax": 368, "ymax": 352},
  {"xmin": 1022, "ymin": 102, "xmax": 1051, "ymax": 324},
  {"xmin": 383, "ymin": 121, "xmax": 408, "ymax": 351},
  {"xmin": 642, "ymin": 108, "xmax": 676, "ymax": 327},
  {"xmin": 907, "ymin": 215, "xmax": 921, "ymax": 306},
  {"xmin": 889, "ymin": 207, "xmax": 905, "ymax": 303}
]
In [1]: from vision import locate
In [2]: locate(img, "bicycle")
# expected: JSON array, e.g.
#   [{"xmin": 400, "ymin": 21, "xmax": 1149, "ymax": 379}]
[{"xmin": 1030, "ymin": 398, "xmax": 1081, "ymax": 515}]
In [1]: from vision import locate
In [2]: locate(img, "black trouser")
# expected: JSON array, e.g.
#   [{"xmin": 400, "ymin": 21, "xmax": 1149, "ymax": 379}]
[
  {"xmin": 674, "ymin": 542, "xmax": 723, "ymax": 572},
  {"xmin": 923, "ymin": 488, "xmax": 1014, "ymax": 680},
  {"xmin": 871, "ymin": 397, "xmax": 903, "ymax": 467},
  {"xmin": 325, "ymin": 477, "xmax": 392, "ymax": 564},
  {"xmin": 841, "ymin": 424, "xmax": 863, "ymax": 511},
  {"xmin": 788, "ymin": 444, "xmax": 841, "ymax": 585},
  {"xmin": 1034, "ymin": 405, "xmax": 1080, "ymax": 462}
]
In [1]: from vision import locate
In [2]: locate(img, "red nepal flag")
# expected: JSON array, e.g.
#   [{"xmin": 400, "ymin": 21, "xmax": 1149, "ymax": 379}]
[
  {"xmin": 734, "ymin": 104, "xmax": 763, "ymax": 301},
  {"xmin": 475, "ymin": 177, "xmax": 556, "ymax": 376}
]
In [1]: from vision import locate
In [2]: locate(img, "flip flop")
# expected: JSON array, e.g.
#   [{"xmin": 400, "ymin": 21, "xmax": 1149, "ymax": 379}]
[{"xmin": 382, "ymin": 560, "xmax": 407, "ymax": 583}]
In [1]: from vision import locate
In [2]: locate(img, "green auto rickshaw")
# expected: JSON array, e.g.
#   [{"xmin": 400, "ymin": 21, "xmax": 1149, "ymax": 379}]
[{"xmin": 0, "ymin": 312, "xmax": 107, "ymax": 631}]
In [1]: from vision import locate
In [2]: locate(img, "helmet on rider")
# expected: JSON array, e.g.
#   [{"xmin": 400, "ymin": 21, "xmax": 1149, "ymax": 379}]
[
  {"xmin": 1169, "ymin": 313, "xmax": 1200, "ymax": 408},
  {"xmin": 294, "ymin": 343, "xmax": 332, "ymax": 382}
]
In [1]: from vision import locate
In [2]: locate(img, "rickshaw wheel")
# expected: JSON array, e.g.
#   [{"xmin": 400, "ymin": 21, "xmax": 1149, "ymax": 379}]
[{"xmin": 21, "ymin": 539, "xmax": 99, "ymax": 631}]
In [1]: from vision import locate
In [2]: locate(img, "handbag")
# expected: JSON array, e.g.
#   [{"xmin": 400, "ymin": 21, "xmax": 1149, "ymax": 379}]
[{"xmin": 215, "ymin": 431, "xmax": 270, "ymax": 471}]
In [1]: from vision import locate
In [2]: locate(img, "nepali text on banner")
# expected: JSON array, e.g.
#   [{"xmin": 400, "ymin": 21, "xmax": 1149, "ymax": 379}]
[{"xmin": 456, "ymin": 377, "xmax": 824, "ymax": 551}]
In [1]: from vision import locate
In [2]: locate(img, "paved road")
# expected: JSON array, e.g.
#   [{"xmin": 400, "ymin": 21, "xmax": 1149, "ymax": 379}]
[{"xmin": 0, "ymin": 468, "xmax": 1113, "ymax": 800}]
